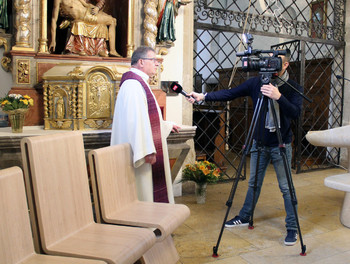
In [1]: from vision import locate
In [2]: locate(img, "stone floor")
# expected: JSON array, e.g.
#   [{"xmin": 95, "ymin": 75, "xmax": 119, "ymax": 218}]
[{"xmin": 173, "ymin": 166, "xmax": 350, "ymax": 264}]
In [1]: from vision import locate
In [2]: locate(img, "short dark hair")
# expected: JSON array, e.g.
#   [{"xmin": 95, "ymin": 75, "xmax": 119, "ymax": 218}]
[
  {"xmin": 131, "ymin": 46, "xmax": 155, "ymax": 65},
  {"xmin": 277, "ymin": 48, "xmax": 291, "ymax": 63},
  {"xmin": 284, "ymin": 48, "xmax": 291, "ymax": 62}
]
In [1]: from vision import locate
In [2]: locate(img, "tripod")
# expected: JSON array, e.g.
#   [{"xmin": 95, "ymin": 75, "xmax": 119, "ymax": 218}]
[{"xmin": 212, "ymin": 72, "xmax": 307, "ymax": 257}]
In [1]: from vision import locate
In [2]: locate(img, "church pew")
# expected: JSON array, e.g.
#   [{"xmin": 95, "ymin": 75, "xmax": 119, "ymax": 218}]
[
  {"xmin": 88, "ymin": 143, "xmax": 190, "ymax": 264},
  {"xmin": 21, "ymin": 132, "xmax": 156, "ymax": 264},
  {"xmin": 0, "ymin": 166, "xmax": 106, "ymax": 264}
]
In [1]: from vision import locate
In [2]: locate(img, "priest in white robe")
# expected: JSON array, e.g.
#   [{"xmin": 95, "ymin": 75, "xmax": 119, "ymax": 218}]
[{"xmin": 110, "ymin": 46, "xmax": 180, "ymax": 203}]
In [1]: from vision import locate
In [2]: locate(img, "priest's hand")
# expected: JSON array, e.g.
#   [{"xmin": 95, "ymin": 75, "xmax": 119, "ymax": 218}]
[
  {"xmin": 172, "ymin": 124, "xmax": 181, "ymax": 133},
  {"xmin": 145, "ymin": 153, "xmax": 156, "ymax": 164}
]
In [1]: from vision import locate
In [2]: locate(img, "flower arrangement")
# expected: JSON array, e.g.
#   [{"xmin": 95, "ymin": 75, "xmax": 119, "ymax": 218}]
[
  {"xmin": 0, "ymin": 94, "xmax": 34, "ymax": 111},
  {"xmin": 181, "ymin": 160, "xmax": 223, "ymax": 185}
]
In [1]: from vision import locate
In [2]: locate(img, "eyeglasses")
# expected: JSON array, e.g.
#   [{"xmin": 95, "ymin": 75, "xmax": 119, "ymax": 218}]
[{"xmin": 141, "ymin": 57, "xmax": 158, "ymax": 63}]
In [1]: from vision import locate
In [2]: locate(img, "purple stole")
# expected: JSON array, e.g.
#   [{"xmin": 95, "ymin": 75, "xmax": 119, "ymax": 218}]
[{"xmin": 120, "ymin": 71, "xmax": 169, "ymax": 203}]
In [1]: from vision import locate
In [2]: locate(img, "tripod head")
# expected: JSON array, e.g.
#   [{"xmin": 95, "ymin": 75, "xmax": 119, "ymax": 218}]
[{"xmin": 260, "ymin": 72, "xmax": 277, "ymax": 85}]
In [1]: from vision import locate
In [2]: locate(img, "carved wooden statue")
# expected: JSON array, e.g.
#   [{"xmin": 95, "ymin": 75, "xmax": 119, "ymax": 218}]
[{"xmin": 50, "ymin": 0, "xmax": 121, "ymax": 57}]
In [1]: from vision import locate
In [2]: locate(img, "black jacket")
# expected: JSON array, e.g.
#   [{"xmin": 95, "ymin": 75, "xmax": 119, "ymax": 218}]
[{"xmin": 205, "ymin": 76, "xmax": 303, "ymax": 147}]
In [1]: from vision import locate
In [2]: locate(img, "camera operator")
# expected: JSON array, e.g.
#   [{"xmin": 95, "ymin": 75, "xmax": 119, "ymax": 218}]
[{"xmin": 187, "ymin": 49, "xmax": 303, "ymax": 246}]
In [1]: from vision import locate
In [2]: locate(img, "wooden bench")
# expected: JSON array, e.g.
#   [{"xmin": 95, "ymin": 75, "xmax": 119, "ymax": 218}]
[
  {"xmin": 21, "ymin": 131, "xmax": 156, "ymax": 264},
  {"xmin": 0, "ymin": 166, "xmax": 106, "ymax": 264},
  {"xmin": 88, "ymin": 143, "xmax": 190, "ymax": 264},
  {"xmin": 306, "ymin": 126, "xmax": 350, "ymax": 228}
]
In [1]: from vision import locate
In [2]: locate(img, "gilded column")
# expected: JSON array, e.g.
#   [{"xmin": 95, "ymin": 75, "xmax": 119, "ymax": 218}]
[
  {"xmin": 126, "ymin": 0, "xmax": 135, "ymax": 57},
  {"xmin": 77, "ymin": 82, "xmax": 83, "ymax": 119},
  {"xmin": 13, "ymin": 0, "xmax": 32, "ymax": 50},
  {"xmin": 143, "ymin": 0, "xmax": 157, "ymax": 49},
  {"xmin": 76, "ymin": 82, "xmax": 83, "ymax": 130},
  {"xmin": 48, "ymin": 85, "xmax": 54, "ymax": 119},
  {"xmin": 38, "ymin": 0, "xmax": 49, "ymax": 53},
  {"xmin": 43, "ymin": 81, "xmax": 48, "ymax": 118}
]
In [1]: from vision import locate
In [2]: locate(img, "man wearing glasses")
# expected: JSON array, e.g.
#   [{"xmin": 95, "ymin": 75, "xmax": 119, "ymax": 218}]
[{"xmin": 111, "ymin": 46, "xmax": 180, "ymax": 204}]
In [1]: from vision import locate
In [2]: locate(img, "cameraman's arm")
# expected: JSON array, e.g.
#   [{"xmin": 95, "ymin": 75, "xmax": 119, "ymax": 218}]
[
  {"xmin": 204, "ymin": 78, "xmax": 255, "ymax": 101},
  {"xmin": 187, "ymin": 92, "xmax": 205, "ymax": 103},
  {"xmin": 187, "ymin": 77, "xmax": 257, "ymax": 104},
  {"xmin": 277, "ymin": 83, "xmax": 303, "ymax": 120}
]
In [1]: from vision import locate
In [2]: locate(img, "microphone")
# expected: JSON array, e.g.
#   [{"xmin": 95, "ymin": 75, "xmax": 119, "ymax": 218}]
[
  {"xmin": 170, "ymin": 82, "xmax": 191, "ymax": 98},
  {"xmin": 336, "ymin": 75, "xmax": 350, "ymax": 82}
]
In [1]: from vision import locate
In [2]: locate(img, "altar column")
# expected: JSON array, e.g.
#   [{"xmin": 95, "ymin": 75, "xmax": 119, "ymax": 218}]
[
  {"xmin": 38, "ymin": 0, "xmax": 48, "ymax": 53},
  {"xmin": 13, "ymin": 0, "xmax": 33, "ymax": 51}
]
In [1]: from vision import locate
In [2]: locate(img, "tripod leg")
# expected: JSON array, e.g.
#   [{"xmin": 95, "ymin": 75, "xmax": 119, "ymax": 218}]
[
  {"xmin": 212, "ymin": 146, "xmax": 250, "ymax": 257},
  {"xmin": 213, "ymin": 96, "xmax": 265, "ymax": 257},
  {"xmin": 279, "ymin": 146, "xmax": 306, "ymax": 255},
  {"xmin": 268, "ymin": 98, "xmax": 307, "ymax": 256}
]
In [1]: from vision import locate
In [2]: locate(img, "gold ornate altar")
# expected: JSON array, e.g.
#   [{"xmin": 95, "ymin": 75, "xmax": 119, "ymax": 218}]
[
  {"xmin": 42, "ymin": 63, "xmax": 130, "ymax": 130},
  {"xmin": 0, "ymin": 0, "xmax": 177, "ymax": 127}
]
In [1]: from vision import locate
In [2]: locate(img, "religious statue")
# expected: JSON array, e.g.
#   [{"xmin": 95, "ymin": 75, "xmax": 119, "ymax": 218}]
[
  {"xmin": 56, "ymin": 96, "xmax": 65, "ymax": 119},
  {"xmin": 50, "ymin": 0, "xmax": 121, "ymax": 57},
  {"xmin": 0, "ymin": 0, "xmax": 8, "ymax": 31},
  {"xmin": 156, "ymin": 0, "xmax": 190, "ymax": 44}
]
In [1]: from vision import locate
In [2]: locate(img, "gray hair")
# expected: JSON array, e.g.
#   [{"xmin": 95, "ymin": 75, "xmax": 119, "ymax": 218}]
[{"xmin": 131, "ymin": 46, "xmax": 155, "ymax": 65}]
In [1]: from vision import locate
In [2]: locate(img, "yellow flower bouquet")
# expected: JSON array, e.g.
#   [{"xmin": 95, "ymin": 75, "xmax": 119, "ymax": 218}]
[
  {"xmin": 0, "ymin": 94, "xmax": 34, "ymax": 111},
  {"xmin": 181, "ymin": 160, "xmax": 223, "ymax": 185},
  {"xmin": 0, "ymin": 94, "xmax": 34, "ymax": 133}
]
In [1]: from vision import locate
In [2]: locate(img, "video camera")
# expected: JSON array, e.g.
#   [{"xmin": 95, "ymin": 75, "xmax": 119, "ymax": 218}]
[{"xmin": 237, "ymin": 34, "xmax": 287, "ymax": 74}]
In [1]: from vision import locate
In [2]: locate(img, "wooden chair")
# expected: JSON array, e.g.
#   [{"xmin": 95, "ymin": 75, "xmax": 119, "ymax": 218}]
[
  {"xmin": 0, "ymin": 166, "xmax": 106, "ymax": 264},
  {"xmin": 88, "ymin": 143, "xmax": 190, "ymax": 264},
  {"xmin": 21, "ymin": 132, "xmax": 156, "ymax": 264}
]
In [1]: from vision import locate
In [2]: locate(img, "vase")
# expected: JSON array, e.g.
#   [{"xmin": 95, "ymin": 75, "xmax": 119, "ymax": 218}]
[
  {"xmin": 195, "ymin": 183, "xmax": 207, "ymax": 204},
  {"xmin": 5, "ymin": 108, "xmax": 28, "ymax": 133}
]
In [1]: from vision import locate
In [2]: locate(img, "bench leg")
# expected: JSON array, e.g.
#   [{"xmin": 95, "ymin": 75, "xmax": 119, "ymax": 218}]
[
  {"xmin": 141, "ymin": 236, "xmax": 179, "ymax": 264},
  {"xmin": 340, "ymin": 192, "xmax": 350, "ymax": 228}
]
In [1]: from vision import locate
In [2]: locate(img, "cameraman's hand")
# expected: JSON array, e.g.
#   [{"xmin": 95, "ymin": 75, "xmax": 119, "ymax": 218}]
[
  {"xmin": 261, "ymin": 84, "xmax": 281, "ymax": 100},
  {"xmin": 187, "ymin": 92, "xmax": 205, "ymax": 104}
]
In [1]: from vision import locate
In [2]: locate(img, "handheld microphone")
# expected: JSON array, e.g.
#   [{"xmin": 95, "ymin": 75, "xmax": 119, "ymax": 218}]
[
  {"xmin": 336, "ymin": 75, "xmax": 350, "ymax": 82},
  {"xmin": 170, "ymin": 82, "xmax": 191, "ymax": 98}
]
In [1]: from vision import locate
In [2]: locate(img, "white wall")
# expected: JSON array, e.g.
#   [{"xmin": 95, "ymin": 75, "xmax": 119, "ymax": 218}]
[
  {"xmin": 162, "ymin": 9, "xmax": 185, "ymax": 125},
  {"xmin": 161, "ymin": 2, "xmax": 194, "ymax": 196}
]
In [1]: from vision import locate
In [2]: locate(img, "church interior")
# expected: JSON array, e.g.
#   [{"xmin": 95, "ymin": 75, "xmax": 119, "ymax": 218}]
[{"xmin": 1, "ymin": 0, "xmax": 350, "ymax": 263}]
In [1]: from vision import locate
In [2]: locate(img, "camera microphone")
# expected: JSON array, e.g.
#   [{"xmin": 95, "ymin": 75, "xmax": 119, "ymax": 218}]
[{"xmin": 170, "ymin": 82, "xmax": 191, "ymax": 98}]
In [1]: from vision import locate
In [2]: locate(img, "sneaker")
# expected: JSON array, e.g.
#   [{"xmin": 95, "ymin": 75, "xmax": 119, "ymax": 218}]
[
  {"xmin": 225, "ymin": 215, "xmax": 249, "ymax": 228},
  {"xmin": 284, "ymin": 230, "xmax": 298, "ymax": 246}
]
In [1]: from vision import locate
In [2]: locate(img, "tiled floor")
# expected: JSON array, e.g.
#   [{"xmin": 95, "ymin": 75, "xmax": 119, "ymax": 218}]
[{"xmin": 173, "ymin": 167, "xmax": 350, "ymax": 264}]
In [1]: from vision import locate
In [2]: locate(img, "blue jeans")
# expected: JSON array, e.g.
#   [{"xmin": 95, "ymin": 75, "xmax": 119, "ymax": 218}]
[{"xmin": 239, "ymin": 141, "xmax": 298, "ymax": 231}]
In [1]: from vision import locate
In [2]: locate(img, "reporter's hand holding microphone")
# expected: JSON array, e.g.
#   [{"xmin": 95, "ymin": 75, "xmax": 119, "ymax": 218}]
[{"xmin": 170, "ymin": 82, "xmax": 205, "ymax": 104}]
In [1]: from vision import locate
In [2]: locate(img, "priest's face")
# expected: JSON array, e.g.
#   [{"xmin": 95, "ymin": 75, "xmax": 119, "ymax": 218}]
[{"xmin": 139, "ymin": 51, "xmax": 159, "ymax": 77}]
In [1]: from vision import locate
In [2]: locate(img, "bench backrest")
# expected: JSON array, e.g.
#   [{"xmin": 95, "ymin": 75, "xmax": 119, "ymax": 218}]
[
  {"xmin": 0, "ymin": 167, "xmax": 35, "ymax": 264},
  {"xmin": 89, "ymin": 143, "xmax": 138, "ymax": 221},
  {"xmin": 21, "ymin": 132, "xmax": 93, "ymax": 250}
]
